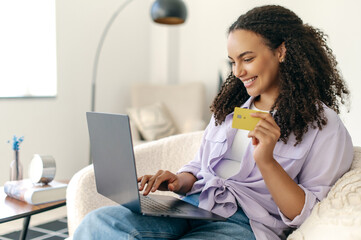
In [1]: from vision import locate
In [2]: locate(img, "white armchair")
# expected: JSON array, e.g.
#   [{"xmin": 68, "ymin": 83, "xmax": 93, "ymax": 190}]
[
  {"xmin": 66, "ymin": 131, "xmax": 203, "ymax": 237},
  {"xmin": 66, "ymin": 131, "xmax": 361, "ymax": 239}
]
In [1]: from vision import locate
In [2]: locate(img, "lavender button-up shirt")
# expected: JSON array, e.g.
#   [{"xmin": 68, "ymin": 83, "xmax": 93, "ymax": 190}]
[{"xmin": 178, "ymin": 97, "xmax": 353, "ymax": 240}]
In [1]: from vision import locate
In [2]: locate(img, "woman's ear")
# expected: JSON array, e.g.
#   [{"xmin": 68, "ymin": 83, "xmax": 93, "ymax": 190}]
[{"xmin": 278, "ymin": 42, "xmax": 286, "ymax": 63}]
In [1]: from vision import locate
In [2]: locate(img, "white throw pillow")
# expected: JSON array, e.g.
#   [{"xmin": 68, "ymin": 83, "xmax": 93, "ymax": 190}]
[
  {"xmin": 287, "ymin": 168, "xmax": 361, "ymax": 240},
  {"xmin": 127, "ymin": 102, "xmax": 177, "ymax": 141}
]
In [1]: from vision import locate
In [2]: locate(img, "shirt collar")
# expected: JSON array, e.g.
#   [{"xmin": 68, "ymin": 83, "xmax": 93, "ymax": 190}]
[{"xmin": 241, "ymin": 96, "xmax": 256, "ymax": 109}]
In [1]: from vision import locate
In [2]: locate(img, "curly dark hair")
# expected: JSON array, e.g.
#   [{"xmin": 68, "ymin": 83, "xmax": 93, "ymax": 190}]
[{"xmin": 210, "ymin": 5, "xmax": 350, "ymax": 145}]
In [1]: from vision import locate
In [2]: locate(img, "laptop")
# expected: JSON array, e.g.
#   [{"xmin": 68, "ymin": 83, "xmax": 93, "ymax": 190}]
[{"xmin": 86, "ymin": 112, "xmax": 226, "ymax": 221}]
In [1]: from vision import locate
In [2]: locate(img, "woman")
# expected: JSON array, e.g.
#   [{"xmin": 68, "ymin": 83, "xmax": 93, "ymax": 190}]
[{"xmin": 74, "ymin": 5, "xmax": 353, "ymax": 239}]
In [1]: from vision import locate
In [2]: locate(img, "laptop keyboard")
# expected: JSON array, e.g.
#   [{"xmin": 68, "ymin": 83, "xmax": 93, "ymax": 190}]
[{"xmin": 140, "ymin": 195, "xmax": 184, "ymax": 214}]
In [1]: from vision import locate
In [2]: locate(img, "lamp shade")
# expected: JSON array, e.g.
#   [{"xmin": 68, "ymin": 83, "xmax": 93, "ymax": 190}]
[{"xmin": 151, "ymin": 0, "xmax": 187, "ymax": 25}]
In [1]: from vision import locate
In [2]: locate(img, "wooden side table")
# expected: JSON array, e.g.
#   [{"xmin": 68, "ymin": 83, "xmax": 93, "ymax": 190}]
[{"xmin": 0, "ymin": 186, "xmax": 66, "ymax": 240}]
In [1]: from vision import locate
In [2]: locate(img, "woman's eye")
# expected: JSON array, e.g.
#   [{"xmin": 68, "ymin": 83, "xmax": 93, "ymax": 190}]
[{"xmin": 244, "ymin": 58, "xmax": 254, "ymax": 62}]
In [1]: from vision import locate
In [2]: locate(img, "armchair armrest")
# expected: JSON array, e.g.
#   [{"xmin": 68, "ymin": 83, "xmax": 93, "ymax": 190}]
[
  {"xmin": 66, "ymin": 164, "xmax": 116, "ymax": 236},
  {"xmin": 66, "ymin": 131, "xmax": 204, "ymax": 236}
]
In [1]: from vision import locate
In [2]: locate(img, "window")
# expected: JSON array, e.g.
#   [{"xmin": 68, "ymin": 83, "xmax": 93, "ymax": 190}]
[{"xmin": 0, "ymin": 0, "xmax": 57, "ymax": 98}]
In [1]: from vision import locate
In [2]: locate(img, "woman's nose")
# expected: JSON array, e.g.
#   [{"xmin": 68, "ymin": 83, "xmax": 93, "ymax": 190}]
[{"xmin": 233, "ymin": 64, "xmax": 246, "ymax": 78}]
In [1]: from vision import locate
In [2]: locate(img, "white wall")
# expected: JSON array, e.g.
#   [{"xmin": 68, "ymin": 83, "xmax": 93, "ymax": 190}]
[
  {"xmin": 0, "ymin": 0, "xmax": 360, "ymax": 185},
  {"xmin": 0, "ymin": 0, "xmax": 153, "ymax": 185}
]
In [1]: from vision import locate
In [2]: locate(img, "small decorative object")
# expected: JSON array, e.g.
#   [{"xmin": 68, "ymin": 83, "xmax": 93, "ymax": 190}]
[
  {"xmin": 29, "ymin": 154, "xmax": 56, "ymax": 184},
  {"xmin": 8, "ymin": 135, "xmax": 24, "ymax": 181}
]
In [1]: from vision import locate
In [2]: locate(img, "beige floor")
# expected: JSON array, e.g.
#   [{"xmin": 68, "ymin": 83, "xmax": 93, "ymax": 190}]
[{"xmin": 0, "ymin": 206, "xmax": 67, "ymax": 235}]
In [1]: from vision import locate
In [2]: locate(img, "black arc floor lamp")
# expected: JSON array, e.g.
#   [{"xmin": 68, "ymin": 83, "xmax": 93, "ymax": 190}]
[{"xmin": 90, "ymin": 0, "xmax": 188, "ymax": 112}]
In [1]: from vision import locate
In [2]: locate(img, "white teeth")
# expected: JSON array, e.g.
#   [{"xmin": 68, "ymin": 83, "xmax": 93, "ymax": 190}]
[{"xmin": 244, "ymin": 77, "xmax": 256, "ymax": 84}]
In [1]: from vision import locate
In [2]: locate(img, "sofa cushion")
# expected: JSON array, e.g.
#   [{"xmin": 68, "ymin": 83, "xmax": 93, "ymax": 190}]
[{"xmin": 127, "ymin": 102, "xmax": 177, "ymax": 141}]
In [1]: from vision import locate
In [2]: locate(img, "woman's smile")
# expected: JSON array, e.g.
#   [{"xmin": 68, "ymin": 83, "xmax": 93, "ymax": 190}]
[{"xmin": 242, "ymin": 76, "xmax": 258, "ymax": 88}]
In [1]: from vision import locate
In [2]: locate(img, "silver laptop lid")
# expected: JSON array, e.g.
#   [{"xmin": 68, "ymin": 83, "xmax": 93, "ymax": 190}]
[{"xmin": 86, "ymin": 112, "xmax": 141, "ymax": 212}]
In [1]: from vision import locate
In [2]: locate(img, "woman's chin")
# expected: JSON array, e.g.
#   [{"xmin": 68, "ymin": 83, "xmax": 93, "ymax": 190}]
[{"xmin": 246, "ymin": 89, "xmax": 259, "ymax": 97}]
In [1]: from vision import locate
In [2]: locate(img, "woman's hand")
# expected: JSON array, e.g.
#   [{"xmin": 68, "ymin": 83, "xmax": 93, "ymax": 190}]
[
  {"xmin": 248, "ymin": 112, "xmax": 280, "ymax": 165},
  {"xmin": 138, "ymin": 171, "xmax": 196, "ymax": 196},
  {"xmin": 248, "ymin": 112, "xmax": 305, "ymax": 220}
]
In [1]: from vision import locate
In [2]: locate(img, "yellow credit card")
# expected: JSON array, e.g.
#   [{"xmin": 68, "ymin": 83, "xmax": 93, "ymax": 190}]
[{"xmin": 232, "ymin": 107, "xmax": 262, "ymax": 131}]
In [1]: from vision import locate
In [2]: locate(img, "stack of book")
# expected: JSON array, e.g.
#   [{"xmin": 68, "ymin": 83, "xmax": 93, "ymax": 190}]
[{"xmin": 3, "ymin": 179, "xmax": 67, "ymax": 205}]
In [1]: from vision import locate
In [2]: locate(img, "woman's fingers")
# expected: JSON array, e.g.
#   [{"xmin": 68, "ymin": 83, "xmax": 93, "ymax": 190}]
[
  {"xmin": 151, "ymin": 170, "xmax": 178, "ymax": 192},
  {"xmin": 138, "ymin": 175, "xmax": 152, "ymax": 191},
  {"xmin": 252, "ymin": 137, "xmax": 259, "ymax": 145},
  {"xmin": 248, "ymin": 113, "xmax": 280, "ymax": 148},
  {"xmin": 138, "ymin": 170, "xmax": 178, "ymax": 196},
  {"xmin": 249, "ymin": 126, "xmax": 268, "ymax": 146},
  {"xmin": 255, "ymin": 124, "xmax": 280, "ymax": 141},
  {"xmin": 251, "ymin": 112, "xmax": 280, "ymax": 130},
  {"xmin": 249, "ymin": 112, "xmax": 280, "ymax": 137},
  {"xmin": 143, "ymin": 170, "xmax": 163, "ymax": 195}
]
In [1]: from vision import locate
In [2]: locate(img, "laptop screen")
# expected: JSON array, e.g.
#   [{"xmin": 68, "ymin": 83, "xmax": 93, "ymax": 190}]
[{"xmin": 86, "ymin": 112, "xmax": 141, "ymax": 212}]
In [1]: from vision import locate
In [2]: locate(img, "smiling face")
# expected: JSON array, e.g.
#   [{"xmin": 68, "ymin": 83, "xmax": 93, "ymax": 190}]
[{"xmin": 227, "ymin": 29, "xmax": 285, "ymax": 109}]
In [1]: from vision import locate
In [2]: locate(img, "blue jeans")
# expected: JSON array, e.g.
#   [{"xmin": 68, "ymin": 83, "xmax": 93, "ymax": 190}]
[{"xmin": 73, "ymin": 194, "xmax": 255, "ymax": 239}]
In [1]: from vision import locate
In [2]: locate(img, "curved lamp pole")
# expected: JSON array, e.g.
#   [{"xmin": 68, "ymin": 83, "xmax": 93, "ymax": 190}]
[{"xmin": 90, "ymin": 0, "xmax": 187, "ymax": 112}]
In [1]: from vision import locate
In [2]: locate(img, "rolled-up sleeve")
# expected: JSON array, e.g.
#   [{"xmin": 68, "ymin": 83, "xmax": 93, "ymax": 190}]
[
  {"xmin": 177, "ymin": 154, "xmax": 202, "ymax": 177},
  {"xmin": 278, "ymin": 185, "xmax": 318, "ymax": 227},
  {"xmin": 278, "ymin": 108, "xmax": 353, "ymax": 227}
]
